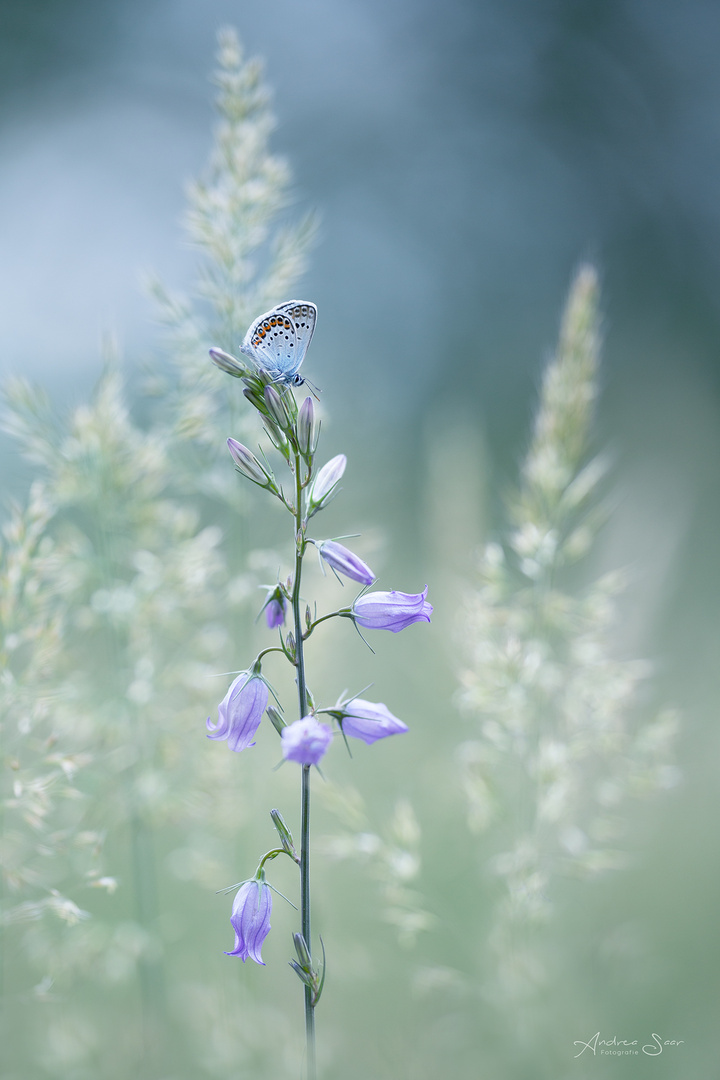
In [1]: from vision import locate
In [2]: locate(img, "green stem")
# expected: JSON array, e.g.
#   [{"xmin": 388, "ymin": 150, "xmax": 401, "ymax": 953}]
[
  {"xmin": 303, "ymin": 609, "xmax": 350, "ymax": 640},
  {"xmin": 292, "ymin": 445, "xmax": 316, "ymax": 1080},
  {"xmin": 256, "ymin": 646, "xmax": 287, "ymax": 663}
]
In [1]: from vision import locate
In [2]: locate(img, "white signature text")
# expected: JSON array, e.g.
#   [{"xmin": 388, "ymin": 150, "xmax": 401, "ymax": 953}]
[{"xmin": 573, "ymin": 1031, "xmax": 684, "ymax": 1058}]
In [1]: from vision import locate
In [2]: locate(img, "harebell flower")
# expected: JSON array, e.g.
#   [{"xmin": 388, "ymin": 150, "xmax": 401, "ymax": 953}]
[{"xmin": 205, "ymin": 300, "xmax": 431, "ymax": 1078}]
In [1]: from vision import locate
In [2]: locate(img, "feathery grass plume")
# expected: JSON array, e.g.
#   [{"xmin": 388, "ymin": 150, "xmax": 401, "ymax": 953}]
[
  {"xmin": 147, "ymin": 27, "xmax": 318, "ymax": 455},
  {"xmin": 2, "ymin": 30, "xmax": 318, "ymax": 1078},
  {"xmin": 0, "ymin": 484, "xmax": 108, "ymax": 941},
  {"xmin": 1, "ymin": 367, "xmax": 280, "ymax": 1078},
  {"xmin": 318, "ymin": 784, "xmax": 433, "ymax": 948},
  {"xmin": 457, "ymin": 266, "xmax": 679, "ymax": 1000},
  {"xmin": 2, "ymin": 366, "xmax": 227, "ymax": 969}
]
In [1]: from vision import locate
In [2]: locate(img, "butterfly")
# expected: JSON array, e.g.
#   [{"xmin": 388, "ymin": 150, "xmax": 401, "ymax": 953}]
[{"xmin": 240, "ymin": 300, "xmax": 317, "ymax": 387}]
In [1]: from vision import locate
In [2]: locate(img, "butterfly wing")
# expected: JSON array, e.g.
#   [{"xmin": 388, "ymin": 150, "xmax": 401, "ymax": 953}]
[
  {"xmin": 275, "ymin": 301, "xmax": 317, "ymax": 371},
  {"xmin": 240, "ymin": 300, "xmax": 317, "ymax": 384},
  {"xmin": 240, "ymin": 306, "xmax": 299, "ymax": 379}
]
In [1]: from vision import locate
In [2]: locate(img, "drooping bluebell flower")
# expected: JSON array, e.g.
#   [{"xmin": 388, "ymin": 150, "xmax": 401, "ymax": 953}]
[
  {"xmin": 262, "ymin": 585, "xmax": 287, "ymax": 629},
  {"xmin": 225, "ymin": 879, "xmax": 272, "ymax": 964},
  {"xmin": 352, "ymin": 587, "xmax": 432, "ymax": 632},
  {"xmin": 266, "ymin": 596, "xmax": 286, "ymax": 629},
  {"xmin": 308, "ymin": 453, "xmax": 346, "ymax": 510},
  {"xmin": 316, "ymin": 540, "xmax": 375, "ymax": 586},
  {"xmin": 281, "ymin": 716, "xmax": 333, "ymax": 765},
  {"xmin": 338, "ymin": 698, "xmax": 408, "ymax": 744},
  {"xmin": 206, "ymin": 670, "xmax": 269, "ymax": 752}
]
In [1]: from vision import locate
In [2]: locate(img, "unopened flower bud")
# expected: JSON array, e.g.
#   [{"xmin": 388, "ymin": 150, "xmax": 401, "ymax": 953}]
[
  {"xmin": 352, "ymin": 587, "xmax": 432, "ymax": 632},
  {"xmin": 337, "ymin": 698, "xmax": 408, "ymax": 744},
  {"xmin": 263, "ymin": 418, "xmax": 289, "ymax": 457},
  {"xmin": 293, "ymin": 932, "xmax": 313, "ymax": 970},
  {"xmin": 264, "ymin": 385, "xmax": 291, "ymax": 430},
  {"xmin": 316, "ymin": 539, "xmax": 375, "ymax": 585},
  {"xmin": 289, "ymin": 931, "xmax": 323, "ymax": 999},
  {"xmin": 297, "ymin": 397, "xmax": 317, "ymax": 456},
  {"xmin": 241, "ymin": 373, "xmax": 264, "ymax": 394},
  {"xmin": 270, "ymin": 809, "xmax": 297, "ymax": 859},
  {"xmin": 243, "ymin": 386, "xmax": 269, "ymax": 414},
  {"xmin": 266, "ymin": 706, "xmax": 287, "ymax": 734},
  {"xmin": 285, "ymin": 632, "xmax": 296, "ymax": 661},
  {"xmin": 227, "ymin": 439, "xmax": 275, "ymax": 489},
  {"xmin": 308, "ymin": 454, "xmax": 346, "ymax": 512},
  {"xmin": 209, "ymin": 347, "xmax": 249, "ymax": 378},
  {"xmin": 290, "ymin": 960, "xmax": 315, "ymax": 988}
]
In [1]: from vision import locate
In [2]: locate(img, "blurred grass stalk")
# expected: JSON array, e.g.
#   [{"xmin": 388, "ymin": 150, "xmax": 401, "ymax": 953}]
[{"xmin": 457, "ymin": 265, "xmax": 679, "ymax": 1002}]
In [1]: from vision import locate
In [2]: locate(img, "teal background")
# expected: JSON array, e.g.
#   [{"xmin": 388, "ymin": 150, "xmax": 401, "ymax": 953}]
[{"xmin": 1, "ymin": 2, "xmax": 719, "ymax": 1078}]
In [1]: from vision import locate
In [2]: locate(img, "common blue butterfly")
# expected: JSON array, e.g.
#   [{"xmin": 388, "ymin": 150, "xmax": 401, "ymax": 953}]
[{"xmin": 240, "ymin": 300, "xmax": 317, "ymax": 387}]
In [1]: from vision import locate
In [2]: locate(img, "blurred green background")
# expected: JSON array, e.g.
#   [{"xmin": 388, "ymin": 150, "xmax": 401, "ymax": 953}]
[{"xmin": 1, "ymin": 2, "xmax": 719, "ymax": 1078}]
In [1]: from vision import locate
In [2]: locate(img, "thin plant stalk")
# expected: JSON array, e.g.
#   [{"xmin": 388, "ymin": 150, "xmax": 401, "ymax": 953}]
[
  {"xmin": 291, "ymin": 441, "xmax": 316, "ymax": 1079},
  {"xmin": 209, "ymin": 304, "xmax": 429, "ymax": 1076}
]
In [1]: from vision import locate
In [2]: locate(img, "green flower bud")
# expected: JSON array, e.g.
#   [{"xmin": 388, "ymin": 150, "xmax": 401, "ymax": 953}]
[
  {"xmin": 263, "ymin": 418, "xmax": 289, "ymax": 458},
  {"xmin": 293, "ymin": 931, "xmax": 312, "ymax": 970},
  {"xmin": 264, "ymin": 385, "xmax": 291, "ymax": 430},
  {"xmin": 266, "ymin": 706, "xmax": 287, "ymax": 734},
  {"xmin": 242, "ymin": 386, "xmax": 269, "ymax": 415},
  {"xmin": 270, "ymin": 809, "xmax": 297, "ymax": 860}
]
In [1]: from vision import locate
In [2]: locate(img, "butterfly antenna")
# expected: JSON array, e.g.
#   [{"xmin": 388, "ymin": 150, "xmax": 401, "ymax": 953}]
[{"xmin": 304, "ymin": 376, "xmax": 322, "ymax": 400}]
